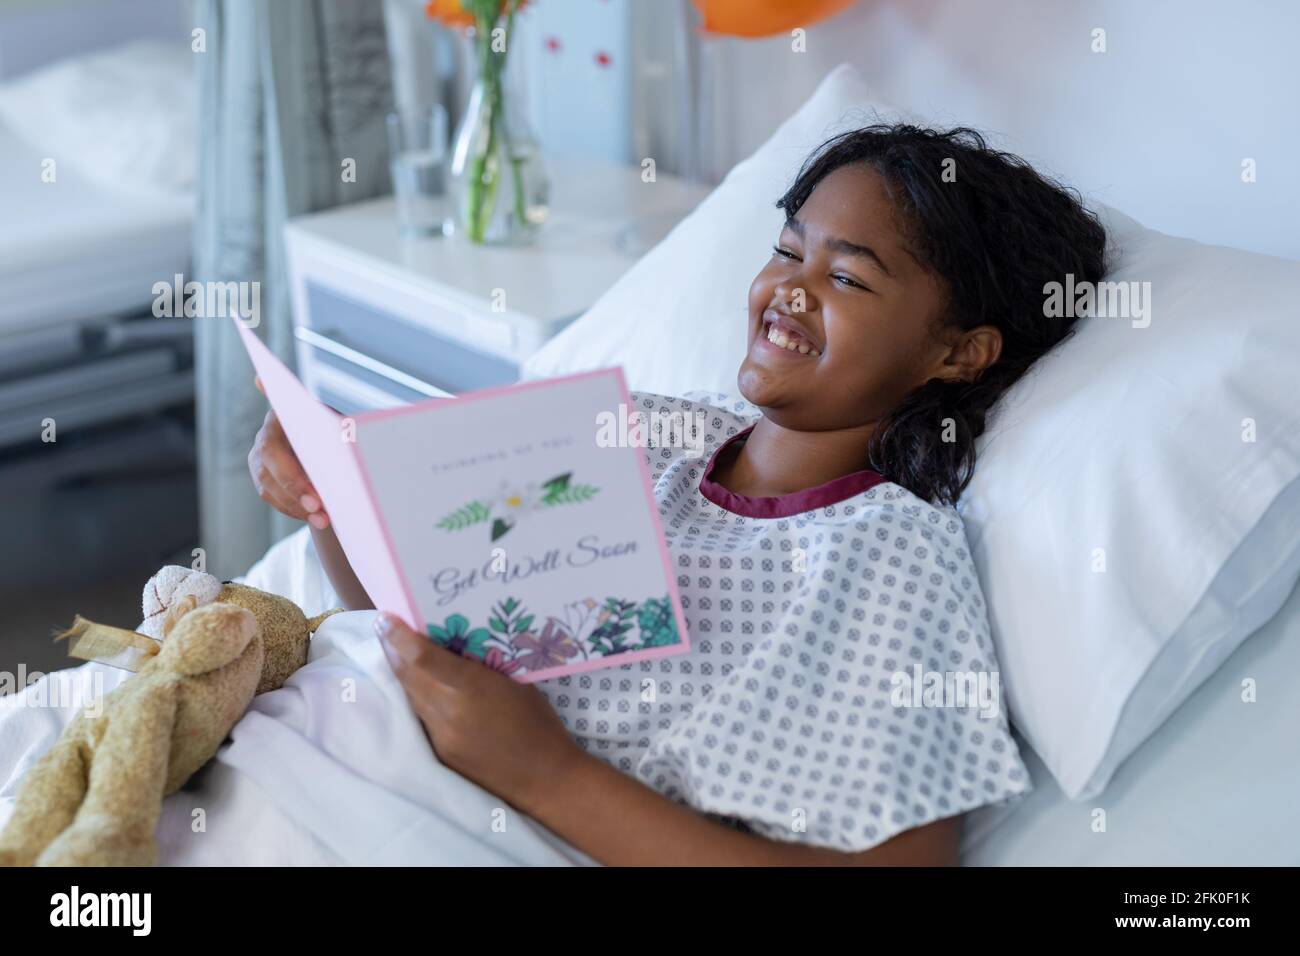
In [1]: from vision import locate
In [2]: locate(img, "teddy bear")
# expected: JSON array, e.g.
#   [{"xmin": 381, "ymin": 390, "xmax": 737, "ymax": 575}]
[{"xmin": 0, "ymin": 566, "xmax": 340, "ymax": 867}]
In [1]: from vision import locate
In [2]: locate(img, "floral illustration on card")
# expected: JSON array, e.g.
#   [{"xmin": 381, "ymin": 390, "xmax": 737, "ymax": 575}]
[
  {"xmin": 426, "ymin": 593, "xmax": 680, "ymax": 676},
  {"xmin": 434, "ymin": 471, "xmax": 600, "ymax": 542}
]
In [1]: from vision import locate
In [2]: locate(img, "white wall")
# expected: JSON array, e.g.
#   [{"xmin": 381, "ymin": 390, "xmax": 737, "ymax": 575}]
[
  {"xmin": 516, "ymin": 0, "xmax": 634, "ymax": 166},
  {"xmin": 0, "ymin": 0, "xmax": 189, "ymax": 80},
  {"xmin": 697, "ymin": 0, "xmax": 1300, "ymax": 261},
  {"xmin": 384, "ymin": 0, "xmax": 638, "ymax": 168}
]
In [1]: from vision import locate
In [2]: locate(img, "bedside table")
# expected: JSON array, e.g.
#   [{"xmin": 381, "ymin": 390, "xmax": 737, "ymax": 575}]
[{"xmin": 284, "ymin": 157, "xmax": 708, "ymax": 414}]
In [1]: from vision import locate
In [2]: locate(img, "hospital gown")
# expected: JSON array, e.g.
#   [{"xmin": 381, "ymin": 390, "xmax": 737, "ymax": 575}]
[{"xmin": 535, "ymin": 391, "xmax": 1031, "ymax": 854}]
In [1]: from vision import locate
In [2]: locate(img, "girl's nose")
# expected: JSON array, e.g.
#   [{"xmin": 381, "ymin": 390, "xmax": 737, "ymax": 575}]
[{"xmin": 776, "ymin": 280, "xmax": 817, "ymax": 315}]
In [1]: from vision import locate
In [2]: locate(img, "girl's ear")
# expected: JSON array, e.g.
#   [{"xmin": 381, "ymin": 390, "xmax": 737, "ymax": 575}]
[{"xmin": 936, "ymin": 325, "xmax": 1002, "ymax": 384}]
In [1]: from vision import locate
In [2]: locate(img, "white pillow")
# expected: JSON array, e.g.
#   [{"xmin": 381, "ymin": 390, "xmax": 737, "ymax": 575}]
[
  {"xmin": 0, "ymin": 39, "xmax": 197, "ymax": 195},
  {"xmin": 963, "ymin": 204, "xmax": 1300, "ymax": 798},
  {"xmin": 523, "ymin": 64, "xmax": 1300, "ymax": 800}
]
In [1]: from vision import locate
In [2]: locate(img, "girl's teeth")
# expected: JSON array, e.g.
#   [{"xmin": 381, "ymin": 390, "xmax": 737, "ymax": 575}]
[{"xmin": 765, "ymin": 323, "xmax": 820, "ymax": 357}]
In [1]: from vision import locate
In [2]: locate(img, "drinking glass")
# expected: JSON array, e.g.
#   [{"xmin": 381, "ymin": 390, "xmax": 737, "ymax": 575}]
[{"xmin": 387, "ymin": 105, "xmax": 449, "ymax": 237}]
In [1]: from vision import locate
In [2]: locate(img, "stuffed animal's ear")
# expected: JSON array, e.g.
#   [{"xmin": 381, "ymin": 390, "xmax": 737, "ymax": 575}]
[
  {"xmin": 160, "ymin": 603, "xmax": 258, "ymax": 676},
  {"xmin": 140, "ymin": 566, "xmax": 223, "ymax": 640},
  {"xmin": 162, "ymin": 594, "xmax": 199, "ymax": 638}
]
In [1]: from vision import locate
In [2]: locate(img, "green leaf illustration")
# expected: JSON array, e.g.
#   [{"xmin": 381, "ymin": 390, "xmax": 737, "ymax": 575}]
[
  {"xmin": 542, "ymin": 472, "xmax": 572, "ymax": 493},
  {"xmin": 427, "ymin": 613, "xmax": 493, "ymax": 659},
  {"xmin": 541, "ymin": 484, "xmax": 600, "ymax": 507},
  {"xmin": 464, "ymin": 628, "xmax": 493, "ymax": 659},
  {"xmin": 636, "ymin": 595, "xmax": 680, "ymax": 648},
  {"xmin": 435, "ymin": 500, "xmax": 491, "ymax": 532},
  {"xmin": 437, "ymin": 472, "xmax": 596, "ymax": 542}
]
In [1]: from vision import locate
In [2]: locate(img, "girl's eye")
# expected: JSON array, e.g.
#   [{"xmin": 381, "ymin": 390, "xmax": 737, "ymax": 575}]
[
  {"xmin": 833, "ymin": 273, "xmax": 867, "ymax": 290},
  {"xmin": 773, "ymin": 245, "xmax": 799, "ymax": 260}
]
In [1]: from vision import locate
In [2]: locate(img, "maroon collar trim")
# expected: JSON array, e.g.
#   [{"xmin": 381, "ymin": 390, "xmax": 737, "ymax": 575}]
[{"xmin": 698, "ymin": 425, "xmax": 887, "ymax": 519}]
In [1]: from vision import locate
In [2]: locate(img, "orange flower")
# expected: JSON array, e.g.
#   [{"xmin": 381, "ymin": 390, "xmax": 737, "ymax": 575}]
[
  {"xmin": 425, "ymin": 0, "xmax": 475, "ymax": 29},
  {"xmin": 692, "ymin": 0, "xmax": 857, "ymax": 38},
  {"xmin": 425, "ymin": 0, "xmax": 529, "ymax": 31}
]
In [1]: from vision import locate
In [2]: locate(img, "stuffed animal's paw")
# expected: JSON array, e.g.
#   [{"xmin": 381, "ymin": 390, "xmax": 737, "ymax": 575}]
[
  {"xmin": 0, "ymin": 845, "xmax": 38, "ymax": 867},
  {"xmin": 37, "ymin": 824, "xmax": 157, "ymax": 867}
]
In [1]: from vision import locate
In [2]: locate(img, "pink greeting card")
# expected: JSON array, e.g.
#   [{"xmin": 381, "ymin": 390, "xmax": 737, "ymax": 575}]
[{"xmin": 233, "ymin": 317, "xmax": 689, "ymax": 683}]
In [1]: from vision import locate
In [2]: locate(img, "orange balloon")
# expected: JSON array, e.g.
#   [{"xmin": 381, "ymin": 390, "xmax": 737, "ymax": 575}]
[{"xmin": 693, "ymin": 0, "xmax": 858, "ymax": 38}]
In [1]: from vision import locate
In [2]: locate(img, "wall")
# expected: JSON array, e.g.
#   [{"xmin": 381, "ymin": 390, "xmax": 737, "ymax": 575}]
[
  {"xmin": 0, "ymin": 0, "xmax": 190, "ymax": 80},
  {"xmin": 696, "ymin": 0, "xmax": 1300, "ymax": 260}
]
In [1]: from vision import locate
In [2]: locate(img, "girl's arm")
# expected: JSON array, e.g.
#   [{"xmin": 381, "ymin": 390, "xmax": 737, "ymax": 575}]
[
  {"xmin": 310, "ymin": 524, "xmax": 374, "ymax": 611},
  {"xmin": 525, "ymin": 748, "xmax": 960, "ymax": 866},
  {"xmin": 246, "ymin": 401, "xmax": 374, "ymax": 611}
]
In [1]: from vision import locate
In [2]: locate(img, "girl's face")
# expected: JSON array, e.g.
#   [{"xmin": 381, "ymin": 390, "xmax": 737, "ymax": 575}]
[{"xmin": 738, "ymin": 164, "xmax": 958, "ymax": 432}]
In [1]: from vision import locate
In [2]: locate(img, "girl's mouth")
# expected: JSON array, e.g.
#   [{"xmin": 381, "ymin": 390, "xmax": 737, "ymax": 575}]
[{"xmin": 761, "ymin": 317, "xmax": 822, "ymax": 357}]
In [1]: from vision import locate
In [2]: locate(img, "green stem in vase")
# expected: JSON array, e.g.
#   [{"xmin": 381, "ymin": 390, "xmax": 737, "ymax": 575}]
[
  {"xmin": 497, "ymin": 5, "xmax": 528, "ymax": 229},
  {"xmin": 463, "ymin": 1, "xmax": 521, "ymax": 244},
  {"xmin": 466, "ymin": 18, "xmax": 493, "ymax": 242},
  {"xmin": 475, "ymin": 68, "xmax": 503, "ymax": 240},
  {"xmin": 508, "ymin": 148, "xmax": 527, "ymax": 227}
]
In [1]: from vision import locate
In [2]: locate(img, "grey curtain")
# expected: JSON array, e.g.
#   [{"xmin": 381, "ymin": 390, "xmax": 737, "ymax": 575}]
[{"xmin": 193, "ymin": 0, "xmax": 394, "ymax": 578}]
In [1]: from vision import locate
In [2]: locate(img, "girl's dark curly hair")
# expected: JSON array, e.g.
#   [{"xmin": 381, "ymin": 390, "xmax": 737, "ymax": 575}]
[{"xmin": 777, "ymin": 123, "xmax": 1108, "ymax": 505}]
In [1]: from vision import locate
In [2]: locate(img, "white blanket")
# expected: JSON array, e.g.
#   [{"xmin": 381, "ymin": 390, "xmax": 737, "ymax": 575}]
[{"xmin": 0, "ymin": 531, "xmax": 592, "ymax": 866}]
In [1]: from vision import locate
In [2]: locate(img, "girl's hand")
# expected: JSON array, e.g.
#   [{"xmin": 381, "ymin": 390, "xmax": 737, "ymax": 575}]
[
  {"xmin": 374, "ymin": 613, "xmax": 582, "ymax": 813},
  {"xmin": 247, "ymin": 377, "xmax": 329, "ymax": 529}
]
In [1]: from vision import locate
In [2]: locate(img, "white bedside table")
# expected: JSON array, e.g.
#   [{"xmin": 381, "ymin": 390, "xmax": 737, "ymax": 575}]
[{"xmin": 284, "ymin": 157, "xmax": 708, "ymax": 414}]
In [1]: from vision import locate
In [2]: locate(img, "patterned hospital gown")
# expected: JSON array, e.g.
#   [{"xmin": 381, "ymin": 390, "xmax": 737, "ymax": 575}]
[{"xmin": 534, "ymin": 391, "xmax": 1031, "ymax": 853}]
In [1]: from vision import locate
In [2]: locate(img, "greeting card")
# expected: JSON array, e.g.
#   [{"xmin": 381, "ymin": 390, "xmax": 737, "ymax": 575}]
[{"xmin": 234, "ymin": 317, "xmax": 689, "ymax": 682}]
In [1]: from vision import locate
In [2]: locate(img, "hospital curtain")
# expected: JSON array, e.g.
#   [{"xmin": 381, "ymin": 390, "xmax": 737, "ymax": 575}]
[{"xmin": 192, "ymin": 0, "xmax": 394, "ymax": 578}]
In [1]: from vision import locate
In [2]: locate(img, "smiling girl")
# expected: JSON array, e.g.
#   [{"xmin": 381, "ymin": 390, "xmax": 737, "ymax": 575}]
[{"xmin": 249, "ymin": 123, "xmax": 1107, "ymax": 865}]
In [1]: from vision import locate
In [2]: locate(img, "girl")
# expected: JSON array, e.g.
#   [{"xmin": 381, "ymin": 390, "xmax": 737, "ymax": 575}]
[{"xmin": 249, "ymin": 124, "xmax": 1107, "ymax": 865}]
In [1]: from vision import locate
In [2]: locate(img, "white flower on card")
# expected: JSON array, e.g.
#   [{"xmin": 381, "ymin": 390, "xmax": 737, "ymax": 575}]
[
  {"xmin": 562, "ymin": 597, "xmax": 602, "ymax": 646},
  {"xmin": 493, "ymin": 480, "xmax": 541, "ymax": 518}
]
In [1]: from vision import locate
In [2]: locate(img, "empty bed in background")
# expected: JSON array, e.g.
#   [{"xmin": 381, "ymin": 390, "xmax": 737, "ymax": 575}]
[{"xmin": 0, "ymin": 19, "xmax": 198, "ymax": 449}]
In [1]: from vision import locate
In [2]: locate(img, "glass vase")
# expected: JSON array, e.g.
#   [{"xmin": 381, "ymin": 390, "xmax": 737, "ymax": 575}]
[{"xmin": 445, "ymin": 38, "xmax": 549, "ymax": 245}]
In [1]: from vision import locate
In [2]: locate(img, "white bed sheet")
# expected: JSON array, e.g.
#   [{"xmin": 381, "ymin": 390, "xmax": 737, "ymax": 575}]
[
  {"xmin": 0, "ymin": 116, "xmax": 193, "ymax": 335},
  {"xmin": 962, "ymin": 573, "xmax": 1300, "ymax": 865},
  {"xmin": 256, "ymin": 528, "xmax": 1300, "ymax": 865},
  {"xmin": 242, "ymin": 529, "xmax": 1300, "ymax": 865},
  {"xmin": 4, "ymin": 527, "xmax": 1296, "ymax": 865}
]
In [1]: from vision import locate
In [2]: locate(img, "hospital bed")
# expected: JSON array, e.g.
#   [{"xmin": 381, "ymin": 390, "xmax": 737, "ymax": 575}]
[
  {"xmin": 237, "ymin": 532, "xmax": 1300, "ymax": 866},
  {"xmin": 226, "ymin": 530, "xmax": 1300, "ymax": 866},
  {"xmin": 0, "ymin": 0, "xmax": 194, "ymax": 451},
  {"xmin": 0, "ymin": 116, "xmax": 194, "ymax": 449},
  {"xmin": 5, "ymin": 522, "xmax": 1291, "ymax": 867}
]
